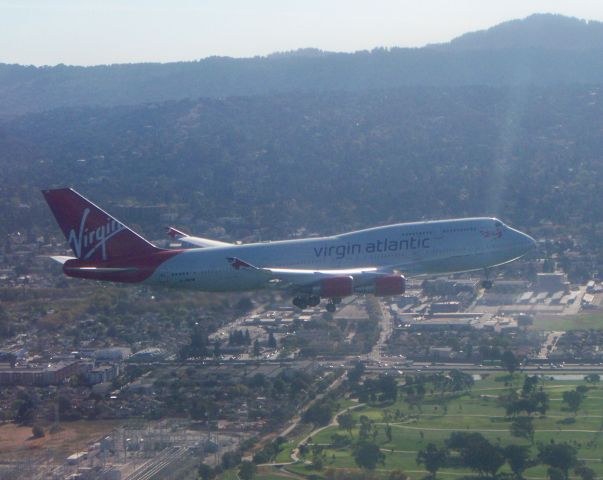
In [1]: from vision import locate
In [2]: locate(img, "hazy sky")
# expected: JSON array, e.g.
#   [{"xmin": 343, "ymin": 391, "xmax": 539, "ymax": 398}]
[{"xmin": 1, "ymin": 0, "xmax": 602, "ymax": 66}]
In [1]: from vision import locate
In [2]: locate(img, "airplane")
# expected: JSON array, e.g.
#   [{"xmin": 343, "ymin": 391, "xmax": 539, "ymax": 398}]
[{"xmin": 42, "ymin": 188, "xmax": 536, "ymax": 312}]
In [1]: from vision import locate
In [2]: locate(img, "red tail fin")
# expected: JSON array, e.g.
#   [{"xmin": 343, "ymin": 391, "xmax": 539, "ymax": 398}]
[{"xmin": 42, "ymin": 188, "xmax": 160, "ymax": 262}]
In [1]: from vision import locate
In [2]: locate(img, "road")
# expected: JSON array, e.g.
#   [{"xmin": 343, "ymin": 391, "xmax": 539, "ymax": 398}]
[
  {"xmin": 368, "ymin": 298, "xmax": 393, "ymax": 363},
  {"xmin": 209, "ymin": 301, "xmax": 269, "ymax": 342},
  {"xmin": 566, "ymin": 285, "xmax": 587, "ymax": 315},
  {"xmin": 538, "ymin": 330, "xmax": 565, "ymax": 359}
]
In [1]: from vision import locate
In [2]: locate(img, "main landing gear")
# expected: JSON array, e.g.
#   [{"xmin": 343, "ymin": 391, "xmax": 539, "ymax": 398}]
[
  {"xmin": 292, "ymin": 296, "xmax": 340, "ymax": 312},
  {"xmin": 326, "ymin": 298, "xmax": 342, "ymax": 313},
  {"xmin": 292, "ymin": 295, "xmax": 320, "ymax": 310},
  {"xmin": 481, "ymin": 269, "xmax": 494, "ymax": 290}
]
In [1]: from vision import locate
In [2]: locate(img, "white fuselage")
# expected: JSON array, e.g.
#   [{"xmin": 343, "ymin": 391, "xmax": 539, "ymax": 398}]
[{"xmin": 146, "ymin": 217, "xmax": 535, "ymax": 292}]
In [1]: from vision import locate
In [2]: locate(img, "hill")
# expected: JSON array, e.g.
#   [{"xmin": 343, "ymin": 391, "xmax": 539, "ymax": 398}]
[
  {"xmin": 1, "ymin": 86, "xmax": 603, "ymax": 245},
  {"xmin": 1, "ymin": 14, "xmax": 603, "ymax": 117},
  {"xmin": 442, "ymin": 13, "xmax": 603, "ymax": 50}
]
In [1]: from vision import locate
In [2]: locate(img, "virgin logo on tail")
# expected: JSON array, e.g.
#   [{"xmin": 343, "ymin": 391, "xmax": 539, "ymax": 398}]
[{"xmin": 67, "ymin": 208, "xmax": 125, "ymax": 260}]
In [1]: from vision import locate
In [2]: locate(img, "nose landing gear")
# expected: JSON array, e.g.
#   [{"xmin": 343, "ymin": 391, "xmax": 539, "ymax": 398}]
[
  {"xmin": 481, "ymin": 268, "xmax": 494, "ymax": 290},
  {"xmin": 308, "ymin": 295, "xmax": 321, "ymax": 307}
]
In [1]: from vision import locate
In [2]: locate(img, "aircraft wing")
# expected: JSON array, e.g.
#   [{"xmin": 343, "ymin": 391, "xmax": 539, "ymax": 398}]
[
  {"xmin": 166, "ymin": 227, "xmax": 232, "ymax": 248},
  {"xmin": 64, "ymin": 266, "xmax": 140, "ymax": 273},
  {"xmin": 226, "ymin": 257, "xmax": 398, "ymax": 290}
]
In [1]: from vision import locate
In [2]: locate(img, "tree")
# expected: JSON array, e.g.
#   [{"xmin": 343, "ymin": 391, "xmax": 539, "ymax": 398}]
[
  {"xmin": 190, "ymin": 324, "xmax": 208, "ymax": 355},
  {"xmin": 14, "ymin": 392, "xmax": 36, "ymax": 425},
  {"xmin": 267, "ymin": 332, "xmax": 277, "ymax": 349},
  {"xmin": 522, "ymin": 375, "xmax": 539, "ymax": 396},
  {"xmin": 235, "ymin": 297, "xmax": 253, "ymax": 312},
  {"xmin": 447, "ymin": 432, "xmax": 505, "ymax": 478},
  {"xmin": 575, "ymin": 465, "xmax": 596, "ymax": 480},
  {"xmin": 585, "ymin": 373, "xmax": 600, "ymax": 383},
  {"xmin": 311, "ymin": 445, "xmax": 326, "ymax": 470},
  {"xmin": 532, "ymin": 390, "xmax": 550, "ymax": 415},
  {"xmin": 448, "ymin": 370, "xmax": 474, "ymax": 392},
  {"xmin": 416, "ymin": 443, "xmax": 447, "ymax": 478},
  {"xmin": 324, "ymin": 468, "xmax": 378, "ymax": 480},
  {"xmin": 253, "ymin": 339, "xmax": 261, "ymax": 357},
  {"xmin": 330, "ymin": 433, "xmax": 351, "ymax": 448},
  {"xmin": 353, "ymin": 441, "xmax": 385, "ymax": 470},
  {"xmin": 548, "ymin": 467, "xmax": 566, "ymax": 480},
  {"xmin": 221, "ymin": 451, "xmax": 241, "ymax": 470},
  {"xmin": 358, "ymin": 415, "xmax": 374, "ymax": 442},
  {"xmin": 337, "ymin": 412, "xmax": 356, "ymax": 438},
  {"xmin": 239, "ymin": 460, "xmax": 256, "ymax": 480},
  {"xmin": 501, "ymin": 350, "xmax": 520, "ymax": 375},
  {"xmin": 388, "ymin": 471, "xmax": 409, "ymax": 480},
  {"xmin": 348, "ymin": 361, "xmax": 365, "ymax": 383},
  {"xmin": 378, "ymin": 374, "xmax": 398, "ymax": 403},
  {"xmin": 303, "ymin": 402, "xmax": 333, "ymax": 426},
  {"xmin": 31, "ymin": 424, "xmax": 45, "ymax": 438},
  {"xmin": 504, "ymin": 444, "xmax": 530, "ymax": 478},
  {"xmin": 0, "ymin": 304, "xmax": 13, "ymax": 338},
  {"xmin": 385, "ymin": 424, "xmax": 392, "ymax": 443},
  {"xmin": 538, "ymin": 443, "xmax": 577, "ymax": 478},
  {"xmin": 503, "ymin": 389, "xmax": 549, "ymax": 417},
  {"xmin": 198, "ymin": 463, "xmax": 215, "ymax": 480},
  {"xmin": 563, "ymin": 389, "xmax": 585, "ymax": 414},
  {"xmin": 510, "ymin": 416, "xmax": 534, "ymax": 443}
]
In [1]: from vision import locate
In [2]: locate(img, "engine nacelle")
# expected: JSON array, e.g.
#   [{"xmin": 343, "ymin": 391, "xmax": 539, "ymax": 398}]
[
  {"xmin": 373, "ymin": 275, "xmax": 406, "ymax": 296},
  {"xmin": 316, "ymin": 276, "xmax": 354, "ymax": 298}
]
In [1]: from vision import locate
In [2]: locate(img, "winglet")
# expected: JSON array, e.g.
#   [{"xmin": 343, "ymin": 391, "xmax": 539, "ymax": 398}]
[{"xmin": 227, "ymin": 257, "xmax": 257, "ymax": 270}]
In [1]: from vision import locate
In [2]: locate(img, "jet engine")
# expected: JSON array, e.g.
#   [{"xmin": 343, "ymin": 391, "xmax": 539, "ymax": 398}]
[
  {"xmin": 373, "ymin": 274, "xmax": 406, "ymax": 296},
  {"xmin": 316, "ymin": 276, "xmax": 354, "ymax": 297}
]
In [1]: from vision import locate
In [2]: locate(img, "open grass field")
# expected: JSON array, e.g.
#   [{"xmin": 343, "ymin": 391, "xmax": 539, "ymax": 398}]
[
  {"xmin": 0, "ymin": 420, "xmax": 118, "ymax": 463},
  {"xmin": 534, "ymin": 312, "xmax": 603, "ymax": 331},
  {"xmin": 279, "ymin": 373, "xmax": 603, "ymax": 479}
]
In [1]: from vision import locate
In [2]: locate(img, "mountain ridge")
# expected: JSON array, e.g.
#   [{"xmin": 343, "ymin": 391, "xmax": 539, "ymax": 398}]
[
  {"xmin": 434, "ymin": 13, "xmax": 603, "ymax": 50},
  {"xmin": 1, "ymin": 14, "xmax": 603, "ymax": 117}
]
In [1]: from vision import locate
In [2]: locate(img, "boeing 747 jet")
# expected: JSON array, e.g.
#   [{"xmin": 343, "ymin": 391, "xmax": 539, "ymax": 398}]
[{"xmin": 43, "ymin": 188, "xmax": 536, "ymax": 311}]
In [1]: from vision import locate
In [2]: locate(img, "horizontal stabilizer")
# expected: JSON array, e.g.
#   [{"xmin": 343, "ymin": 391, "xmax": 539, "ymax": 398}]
[
  {"xmin": 50, "ymin": 255, "xmax": 77, "ymax": 264},
  {"xmin": 166, "ymin": 226, "xmax": 232, "ymax": 248}
]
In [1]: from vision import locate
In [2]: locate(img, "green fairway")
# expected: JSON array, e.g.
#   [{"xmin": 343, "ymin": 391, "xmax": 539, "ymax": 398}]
[
  {"xmin": 534, "ymin": 312, "xmax": 603, "ymax": 331},
  {"xmin": 289, "ymin": 373, "xmax": 603, "ymax": 478}
]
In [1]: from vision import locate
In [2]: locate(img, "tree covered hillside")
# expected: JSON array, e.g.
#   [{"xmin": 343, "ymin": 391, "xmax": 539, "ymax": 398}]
[{"xmin": 1, "ymin": 85, "xmax": 602, "ymax": 243}]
